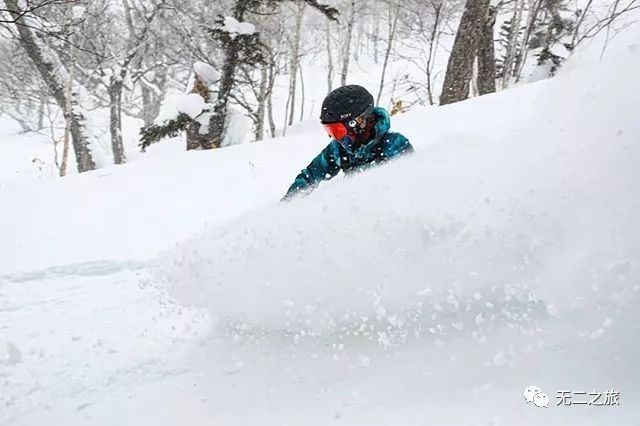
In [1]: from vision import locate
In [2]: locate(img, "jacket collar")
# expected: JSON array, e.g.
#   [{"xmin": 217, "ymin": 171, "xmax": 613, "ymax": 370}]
[
  {"xmin": 371, "ymin": 107, "xmax": 391, "ymax": 142},
  {"xmin": 349, "ymin": 107, "xmax": 391, "ymax": 160}
]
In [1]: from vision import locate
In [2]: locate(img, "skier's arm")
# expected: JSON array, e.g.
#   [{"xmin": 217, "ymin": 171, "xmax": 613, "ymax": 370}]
[
  {"xmin": 383, "ymin": 132, "xmax": 414, "ymax": 158},
  {"xmin": 282, "ymin": 140, "xmax": 344, "ymax": 201}
]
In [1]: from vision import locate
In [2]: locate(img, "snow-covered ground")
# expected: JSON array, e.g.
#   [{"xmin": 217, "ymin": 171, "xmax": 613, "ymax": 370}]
[{"xmin": 2, "ymin": 20, "xmax": 640, "ymax": 426}]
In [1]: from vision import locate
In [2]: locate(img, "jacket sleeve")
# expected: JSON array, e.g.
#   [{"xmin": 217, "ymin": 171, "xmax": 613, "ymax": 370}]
[
  {"xmin": 382, "ymin": 132, "xmax": 414, "ymax": 159},
  {"xmin": 282, "ymin": 140, "xmax": 344, "ymax": 201}
]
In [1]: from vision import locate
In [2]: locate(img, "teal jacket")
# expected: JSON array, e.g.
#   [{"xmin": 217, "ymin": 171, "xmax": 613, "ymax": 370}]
[{"xmin": 283, "ymin": 107, "xmax": 413, "ymax": 200}]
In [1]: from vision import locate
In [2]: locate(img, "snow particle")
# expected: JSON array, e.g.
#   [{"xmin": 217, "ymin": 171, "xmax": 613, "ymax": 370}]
[
  {"xmin": 493, "ymin": 352, "xmax": 507, "ymax": 367},
  {"xmin": 589, "ymin": 328, "xmax": 605, "ymax": 340}
]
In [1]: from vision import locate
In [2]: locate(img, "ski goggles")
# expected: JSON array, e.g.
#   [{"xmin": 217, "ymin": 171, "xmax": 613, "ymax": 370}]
[
  {"xmin": 322, "ymin": 107, "xmax": 373, "ymax": 141},
  {"xmin": 322, "ymin": 122, "xmax": 349, "ymax": 141}
]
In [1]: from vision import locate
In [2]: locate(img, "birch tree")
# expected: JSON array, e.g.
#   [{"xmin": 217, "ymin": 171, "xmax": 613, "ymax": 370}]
[
  {"xmin": 325, "ymin": 18, "xmax": 334, "ymax": 92},
  {"xmin": 285, "ymin": 2, "xmax": 305, "ymax": 127},
  {"xmin": 375, "ymin": 0, "xmax": 401, "ymax": 105},
  {"xmin": 4, "ymin": 0, "xmax": 96, "ymax": 172},
  {"xmin": 500, "ymin": 0, "xmax": 525, "ymax": 87},
  {"xmin": 340, "ymin": 0, "xmax": 356, "ymax": 86},
  {"xmin": 106, "ymin": 0, "xmax": 164, "ymax": 164}
]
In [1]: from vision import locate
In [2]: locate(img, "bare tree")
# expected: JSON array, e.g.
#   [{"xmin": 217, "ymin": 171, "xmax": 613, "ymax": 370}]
[
  {"xmin": 105, "ymin": 1, "xmax": 164, "ymax": 164},
  {"xmin": 299, "ymin": 64, "xmax": 305, "ymax": 121},
  {"xmin": 4, "ymin": 0, "xmax": 96, "ymax": 172},
  {"xmin": 513, "ymin": 0, "xmax": 543, "ymax": 82},
  {"xmin": 210, "ymin": 0, "xmax": 337, "ymax": 146},
  {"xmin": 206, "ymin": 1, "xmax": 257, "ymax": 148},
  {"xmin": 59, "ymin": 54, "xmax": 74, "ymax": 176},
  {"xmin": 285, "ymin": 2, "xmax": 305, "ymax": 128},
  {"xmin": 500, "ymin": 0, "xmax": 525, "ymax": 88},
  {"xmin": 395, "ymin": 0, "xmax": 455, "ymax": 106},
  {"xmin": 372, "ymin": 3, "xmax": 380, "ymax": 63},
  {"xmin": 340, "ymin": 0, "xmax": 355, "ymax": 86},
  {"xmin": 375, "ymin": 0, "xmax": 401, "ymax": 105},
  {"xmin": 325, "ymin": 18, "xmax": 334, "ymax": 92},
  {"xmin": 423, "ymin": 0, "xmax": 447, "ymax": 104},
  {"xmin": 576, "ymin": 0, "xmax": 639, "ymax": 46},
  {"xmin": 255, "ymin": 63, "xmax": 269, "ymax": 140},
  {"xmin": 140, "ymin": 0, "xmax": 338, "ymax": 149},
  {"xmin": 0, "ymin": 39, "xmax": 50, "ymax": 133}
]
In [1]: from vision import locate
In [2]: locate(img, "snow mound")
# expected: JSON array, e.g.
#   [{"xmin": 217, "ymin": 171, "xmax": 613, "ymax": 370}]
[
  {"xmin": 221, "ymin": 16, "xmax": 255, "ymax": 38},
  {"xmin": 193, "ymin": 61, "xmax": 220, "ymax": 84},
  {"xmin": 155, "ymin": 27, "xmax": 640, "ymax": 343},
  {"xmin": 155, "ymin": 93, "xmax": 206, "ymax": 123}
]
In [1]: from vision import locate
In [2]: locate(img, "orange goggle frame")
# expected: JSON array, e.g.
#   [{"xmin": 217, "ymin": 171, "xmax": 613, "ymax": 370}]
[{"xmin": 322, "ymin": 122, "xmax": 349, "ymax": 141}]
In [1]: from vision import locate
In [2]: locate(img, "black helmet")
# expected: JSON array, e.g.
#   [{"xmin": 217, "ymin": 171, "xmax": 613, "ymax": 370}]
[{"xmin": 320, "ymin": 85, "xmax": 374, "ymax": 123}]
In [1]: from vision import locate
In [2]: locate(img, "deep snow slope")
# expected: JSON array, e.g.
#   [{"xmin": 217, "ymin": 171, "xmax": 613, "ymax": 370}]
[{"xmin": 2, "ymin": 22, "xmax": 640, "ymax": 426}]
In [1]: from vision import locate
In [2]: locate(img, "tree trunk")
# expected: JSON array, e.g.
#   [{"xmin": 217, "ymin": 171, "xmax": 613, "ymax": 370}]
[
  {"xmin": 282, "ymin": 69, "xmax": 291, "ymax": 137},
  {"xmin": 514, "ymin": 0, "xmax": 543, "ymax": 82},
  {"xmin": 255, "ymin": 62, "xmax": 269, "ymax": 141},
  {"xmin": 477, "ymin": 2, "xmax": 497, "ymax": 95},
  {"xmin": 209, "ymin": 1, "xmax": 248, "ymax": 148},
  {"xmin": 108, "ymin": 79, "xmax": 126, "ymax": 164},
  {"xmin": 59, "ymin": 62, "xmax": 75, "ymax": 177},
  {"xmin": 373, "ymin": 11, "xmax": 379, "ymax": 64},
  {"xmin": 325, "ymin": 18, "xmax": 334, "ymax": 92},
  {"xmin": 470, "ymin": 58, "xmax": 479, "ymax": 97},
  {"xmin": 536, "ymin": 0, "xmax": 566, "ymax": 73},
  {"xmin": 340, "ymin": 0, "xmax": 356, "ymax": 86},
  {"xmin": 267, "ymin": 90, "xmax": 276, "ymax": 138},
  {"xmin": 186, "ymin": 123, "xmax": 211, "ymax": 150},
  {"xmin": 186, "ymin": 74, "xmax": 212, "ymax": 150},
  {"xmin": 208, "ymin": 48, "xmax": 237, "ymax": 148},
  {"xmin": 140, "ymin": 67, "xmax": 166, "ymax": 127},
  {"xmin": 5, "ymin": 0, "xmax": 96, "ymax": 172},
  {"xmin": 439, "ymin": 0, "xmax": 490, "ymax": 105},
  {"xmin": 376, "ymin": 0, "xmax": 401, "ymax": 105},
  {"xmin": 141, "ymin": 86, "xmax": 155, "ymax": 127},
  {"xmin": 267, "ymin": 60, "xmax": 277, "ymax": 138},
  {"xmin": 286, "ymin": 3, "xmax": 305, "ymax": 127},
  {"xmin": 37, "ymin": 91, "xmax": 46, "ymax": 130},
  {"xmin": 354, "ymin": 18, "xmax": 362, "ymax": 62},
  {"xmin": 299, "ymin": 64, "xmax": 305, "ymax": 122},
  {"xmin": 425, "ymin": 1, "xmax": 444, "ymax": 105},
  {"xmin": 501, "ymin": 0, "xmax": 525, "ymax": 88}
]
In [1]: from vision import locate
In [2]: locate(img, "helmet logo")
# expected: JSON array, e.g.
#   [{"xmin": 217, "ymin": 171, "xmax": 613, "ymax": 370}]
[{"xmin": 340, "ymin": 113, "xmax": 351, "ymax": 119}]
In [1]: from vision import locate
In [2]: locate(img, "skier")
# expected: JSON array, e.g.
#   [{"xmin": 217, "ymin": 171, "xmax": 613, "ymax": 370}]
[{"xmin": 282, "ymin": 85, "xmax": 413, "ymax": 201}]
